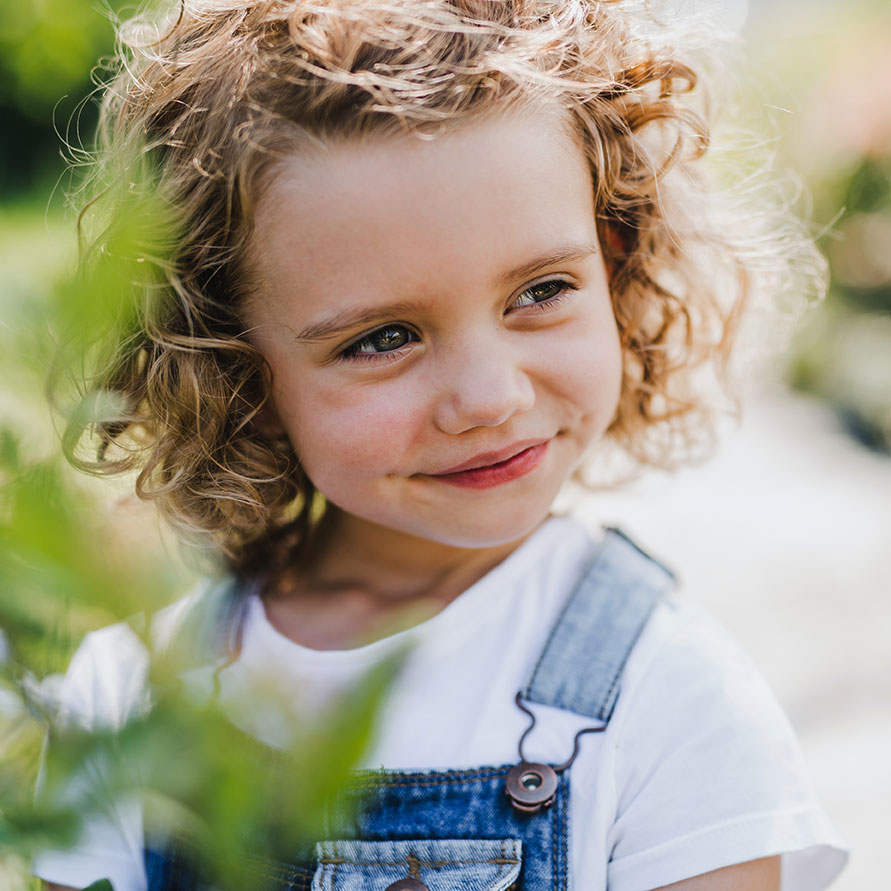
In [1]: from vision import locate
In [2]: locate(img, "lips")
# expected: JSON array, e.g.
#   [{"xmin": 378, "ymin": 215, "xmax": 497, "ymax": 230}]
[
  {"xmin": 428, "ymin": 439, "xmax": 550, "ymax": 489},
  {"xmin": 432, "ymin": 439, "xmax": 550, "ymax": 475}
]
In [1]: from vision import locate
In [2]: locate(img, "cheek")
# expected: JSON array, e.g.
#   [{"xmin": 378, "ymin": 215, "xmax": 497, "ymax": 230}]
[
  {"xmin": 279, "ymin": 377, "xmax": 428, "ymax": 484},
  {"xmin": 596, "ymin": 331, "xmax": 624, "ymax": 416},
  {"xmin": 556, "ymin": 318, "xmax": 623, "ymax": 423}
]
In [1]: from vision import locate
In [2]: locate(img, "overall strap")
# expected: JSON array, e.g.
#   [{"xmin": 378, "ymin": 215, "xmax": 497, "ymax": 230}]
[{"xmin": 522, "ymin": 527, "xmax": 675, "ymax": 723}]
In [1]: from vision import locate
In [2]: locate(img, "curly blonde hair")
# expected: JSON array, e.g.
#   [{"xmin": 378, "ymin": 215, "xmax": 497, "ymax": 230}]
[{"xmin": 64, "ymin": 0, "xmax": 823, "ymax": 574}]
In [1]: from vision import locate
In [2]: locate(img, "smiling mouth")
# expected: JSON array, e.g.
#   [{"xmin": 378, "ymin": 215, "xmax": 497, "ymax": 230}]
[{"xmin": 428, "ymin": 440, "xmax": 550, "ymax": 489}]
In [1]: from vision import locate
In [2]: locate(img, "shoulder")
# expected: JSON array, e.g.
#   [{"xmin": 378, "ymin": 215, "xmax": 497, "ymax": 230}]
[
  {"xmin": 603, "ymin": 596, "xmax": 848, "ymax": 891},
  {"xmin": 54, "ymin": 579, "xmax": 233, "ymax": 730},
  {"xmin": 54, "ymin": 621, "xmax": 149, "ymax": 730},
  {"xmin": 613, "ymin": 596, "xmax": 805, "ymax": 789},
  {"xmin": 621, "ymin": 596, "xmax": 780, "ymax": 714}
]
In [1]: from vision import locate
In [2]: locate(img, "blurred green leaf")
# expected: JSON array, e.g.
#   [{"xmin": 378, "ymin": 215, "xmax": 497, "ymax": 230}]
[
  {"xmin": 0, "ymin": 4, "xmax": 400, "ymax": 885},
  {"xmin": 0, "ymin": 0, "xmax": 124, "ymax": 113},
  {"xmin": 23, "ymin": 648, "xmax": 403, "ymax": 889}
]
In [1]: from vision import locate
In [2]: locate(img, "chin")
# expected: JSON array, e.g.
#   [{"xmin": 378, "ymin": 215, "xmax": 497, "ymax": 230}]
[{"xmin": 416, "ymin": 512, "xmax": 551, "ymax": 551}]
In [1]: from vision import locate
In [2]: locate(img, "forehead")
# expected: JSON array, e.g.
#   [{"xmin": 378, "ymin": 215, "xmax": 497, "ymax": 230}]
[{"xmin": 247, "ymin": 109, "xmax": 597, "ymax": 311}]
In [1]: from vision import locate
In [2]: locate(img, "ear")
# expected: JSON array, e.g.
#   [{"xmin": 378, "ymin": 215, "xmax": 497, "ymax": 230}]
[
  {"xmin": 599, "ymin": 220, "xmax": 629, "ymax": 282},
  {"xmin": 255, "ymin": 399, "xmax": 288, "ymax": 440},
  {"xmin": 253, "ymin": 370, "xmax": 289, "ymax": 441}
]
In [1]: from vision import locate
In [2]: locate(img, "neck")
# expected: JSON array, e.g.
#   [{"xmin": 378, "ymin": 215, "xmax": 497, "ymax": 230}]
[
  {"xmin": 305, "ymin": 508, "xmax": 531, "ymax": 603},
  {"xmin": 261, "ymin": 509, "xmax": 543, "ymax": 649}
]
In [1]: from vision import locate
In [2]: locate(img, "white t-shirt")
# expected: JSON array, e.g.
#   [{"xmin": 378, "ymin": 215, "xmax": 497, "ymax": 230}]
[{"xmin": 33, "ymin": 516, "xmax": 847, "ymax": 891}]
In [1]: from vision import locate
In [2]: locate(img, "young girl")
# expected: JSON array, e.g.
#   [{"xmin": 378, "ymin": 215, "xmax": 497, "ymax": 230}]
[{"xmin": 36, "ymin": 1, "xmax": 847, "ymax": 889}]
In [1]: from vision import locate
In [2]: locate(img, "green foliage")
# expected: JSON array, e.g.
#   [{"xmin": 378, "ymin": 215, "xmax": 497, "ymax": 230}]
[
  {"xmin": 0, "ymin": 162, "xmax": 397, "ymax": 888},
  {"xmin": 0, "ymin": 160, "xmax": 180, "ymax": 675},
  {"xmin": 745, "ymin": 0, "xmax": 891, "ymax": 451},
  {"xmin": 24, "ymin": 653, "xmax": 399, "ymax": 887},
  {"xmin": 0, "ymin": 0, "xmax": 119, "ymax": 113},
  {"xmin": 824, "ymin": 157, "xmax": 891, "ymax": 317},
  {"xmin": 0, "ymin": 0, "xmax": 127, "ymax": 194}
]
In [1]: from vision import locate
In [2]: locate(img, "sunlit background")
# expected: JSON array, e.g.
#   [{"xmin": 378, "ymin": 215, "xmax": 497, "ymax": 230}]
[{"xmin": 1, "ymin": 0, "xmax": 888, "ymax": 888}]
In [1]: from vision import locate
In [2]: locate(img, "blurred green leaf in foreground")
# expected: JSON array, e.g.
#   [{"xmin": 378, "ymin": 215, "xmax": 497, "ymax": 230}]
[{"xmin": 0, "ymin": 154, "xmax": 395, "ymax": 889}]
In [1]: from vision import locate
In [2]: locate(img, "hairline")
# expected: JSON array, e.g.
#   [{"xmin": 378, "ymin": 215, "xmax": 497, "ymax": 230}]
[{"xmin": 238, "ymin": 96, "xmax": 587, "ymax": 317}]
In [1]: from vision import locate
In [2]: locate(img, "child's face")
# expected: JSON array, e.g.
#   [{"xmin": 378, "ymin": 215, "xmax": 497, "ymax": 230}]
[{"xmin": 244, "ymin": 109, "xmax": 622, "ymax": 551}]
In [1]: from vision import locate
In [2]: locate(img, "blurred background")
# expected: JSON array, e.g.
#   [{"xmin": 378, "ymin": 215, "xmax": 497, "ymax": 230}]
[
  {"xmin": 590, "ymin": 3, "xmax": 891, "ymax": 889},
  {"xmin": 0, "ymin": 0, "xmax": 888, "ymax": 888}
]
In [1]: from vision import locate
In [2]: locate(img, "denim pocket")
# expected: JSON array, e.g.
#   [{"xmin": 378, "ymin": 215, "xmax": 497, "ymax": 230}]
[{"xmin": 312, "ymin": 838, "xmax": 522, "ymax": 891}]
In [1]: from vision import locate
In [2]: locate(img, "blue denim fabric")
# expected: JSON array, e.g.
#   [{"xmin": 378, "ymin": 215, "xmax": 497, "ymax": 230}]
[
  {"xmin": 524, "ymin": 528, "xmax": 674, "ymax": 721},
  {"xmin": 145, "ymin": 767, "xmax": 566, "ymax": 890},
  {"xmin": 145, "ymin": 528, "xmax": 673, "ymax": 891},
  {"xmin": 312, "ymin": 839, "xmax": 522, "ymax": 891}
]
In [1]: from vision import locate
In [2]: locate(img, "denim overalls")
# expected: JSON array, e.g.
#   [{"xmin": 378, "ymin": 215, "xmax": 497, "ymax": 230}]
[{"xmin": 144, "ymin": 528, "xmax": 674, "ymax": 891}]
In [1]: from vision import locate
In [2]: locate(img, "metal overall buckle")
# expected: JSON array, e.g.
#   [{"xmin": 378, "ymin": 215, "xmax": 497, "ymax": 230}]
[{"xmin": 505, "ymin": 692, "xmax": 606, "ymax": 815}]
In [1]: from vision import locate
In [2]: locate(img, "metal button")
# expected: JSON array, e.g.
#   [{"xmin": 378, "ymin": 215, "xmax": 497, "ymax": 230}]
[
  {"xmin": 505, "ymin": 761, "xmax": 559, "ymax": 814},
  {"xmin": 384, "ymin": 881, "xmax": 429, "ymax": 891}
]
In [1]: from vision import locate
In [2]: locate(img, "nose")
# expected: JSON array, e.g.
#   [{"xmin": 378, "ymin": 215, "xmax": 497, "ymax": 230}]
[{"xmin": 432, "ymin": 339, "xmax": 536, "ymax": 435}]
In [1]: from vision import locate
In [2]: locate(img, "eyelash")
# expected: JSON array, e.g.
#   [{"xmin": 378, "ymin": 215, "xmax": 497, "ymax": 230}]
[
  {"xmin": 513, "ymin": 279, "xmax": 577, "ymax": 311},
  {"xmin": 337, "ymin": 278, "xmax": 577, "ymax": 363},
  {"xmin": 338, "ymin": 327, "xmax": 420, "ymax": 363}
]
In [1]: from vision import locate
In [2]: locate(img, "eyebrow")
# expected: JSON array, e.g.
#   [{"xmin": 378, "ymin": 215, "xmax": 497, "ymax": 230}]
[
  {"xmin": 493, "ymin": 241, "xmax": 600, "ymax": 288},
  {"xmin": 292, "ymin": 241, "xmax": 600, "ymax": 343},
  {"xmin": 293, "ymin": 300, "xmax": 423, "ymax": 344}
]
